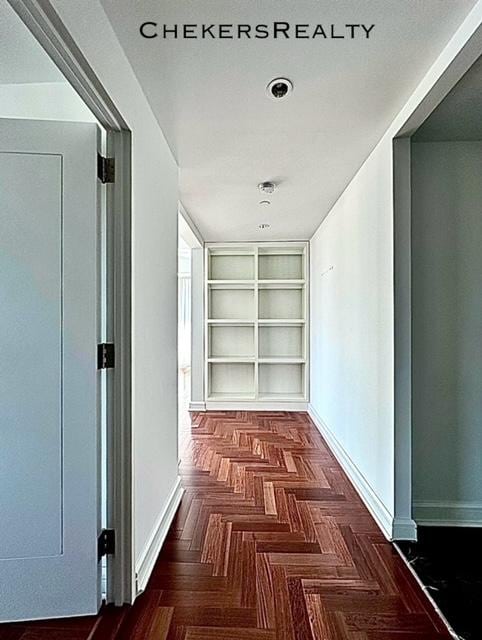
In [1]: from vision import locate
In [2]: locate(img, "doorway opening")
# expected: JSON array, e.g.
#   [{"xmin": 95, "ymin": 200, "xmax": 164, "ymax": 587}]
[
  {"xmin": 395, "ymin": 53, "xmax": 482, "ymax": 640},
  {"xmin": 177, "ymin": 208, "xmax": 204, "ymax": 460},
  {"xmin": 0, "ymin": 0, "xmax": 132, "ymax": 621},
  {"xmin": 178, "ymin": 234, "xmax": 192, "ymax": 457}
]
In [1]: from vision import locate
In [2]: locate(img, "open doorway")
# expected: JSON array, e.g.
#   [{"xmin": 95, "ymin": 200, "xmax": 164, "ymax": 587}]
[
  {"xmin": 0, "ymin": 0, "xmax": 107, "ymax": 620},
  {"xmin": 178, "ymin": 234, "xmax": 192, "ymax": 456},
  {"xmin": 177, "ymin": 208, "xmax": 203, "ymax": 459},
  {"xmin": 396, "ymin": 54, "xmax": 482, "ymax": 640},
  {"xmin": 0, "ymin": 0, "xmax": 132, "ymax": 621}
]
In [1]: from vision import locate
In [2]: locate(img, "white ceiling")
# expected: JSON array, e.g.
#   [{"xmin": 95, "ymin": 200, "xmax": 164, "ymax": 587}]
[
  {"xmin": 415, "ymin": 54, "xmax": 482, "ymax": 141},
  {"xmin": 0, "ymin": 0, "xmax": 65, "ymax": 84},
  {"xmin": 101, "ymin": 0, "xmax": 478, "ymax": 241}
]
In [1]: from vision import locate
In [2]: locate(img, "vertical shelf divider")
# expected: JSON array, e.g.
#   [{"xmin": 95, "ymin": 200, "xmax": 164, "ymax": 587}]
[{"xmin": 254, "ymin": 246, "xmax": 259, "ymax": 401}]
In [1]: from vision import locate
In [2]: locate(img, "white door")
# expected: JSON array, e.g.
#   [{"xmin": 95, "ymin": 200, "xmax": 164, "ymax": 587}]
[{"xmin": 0, "ymin": 118, "xmax": 102, "ymax": 621}]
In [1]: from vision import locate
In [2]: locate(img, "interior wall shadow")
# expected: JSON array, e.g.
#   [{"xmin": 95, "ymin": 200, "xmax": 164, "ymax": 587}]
[{"xmin": 411, "ymin": 139, "xmax": 482, "ymax": 525}]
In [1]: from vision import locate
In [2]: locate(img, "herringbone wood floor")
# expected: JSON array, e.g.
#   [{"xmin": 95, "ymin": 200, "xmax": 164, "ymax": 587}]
[{"xmin": 1, "ymin": 411, "xmax": 451, "ymax": 639}]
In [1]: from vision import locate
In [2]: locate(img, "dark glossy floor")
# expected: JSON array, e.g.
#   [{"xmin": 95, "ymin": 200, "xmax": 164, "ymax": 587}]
[
  {"xmin": 398, "ymin": 526, "xmax": 482, "ymax": 640},
  {"xmin": 0, "ymin": 412, "xmax": 451, "ymax": 639}
]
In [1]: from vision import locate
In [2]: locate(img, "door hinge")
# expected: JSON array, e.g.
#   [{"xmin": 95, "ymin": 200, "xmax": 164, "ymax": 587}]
[
  {"xmin": 97, "ymin": 154, "xmax": 115, "ymax": 184},
  {"xmin": 98, "ymin": 528, "xmax": 115, "ymax": 560},
  {"xmin": 97, "ymin": 342, "xmax": 115, "ymax": 369}
]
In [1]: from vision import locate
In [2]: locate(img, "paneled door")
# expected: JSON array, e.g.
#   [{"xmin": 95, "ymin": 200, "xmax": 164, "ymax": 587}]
[{"xmin": 0, "ymin": 118, "xmax": 102, "ymax": 621}]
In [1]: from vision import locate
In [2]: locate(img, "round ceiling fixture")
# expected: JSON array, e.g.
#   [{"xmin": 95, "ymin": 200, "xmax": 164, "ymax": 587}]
[
  {"xmin": 258, "ymin": 223, "xmax": 271, "ymax": 229},
  {"xmin": 258, "ymin": 181, "xmax": 276, "ymax": 194},
  {"xmin": 266, "ymin": 77, "xmax": 293, "ymax": 100},
  {"xmin": 259, "ymin": 200, "xmax": 271, "ymax": 206}
]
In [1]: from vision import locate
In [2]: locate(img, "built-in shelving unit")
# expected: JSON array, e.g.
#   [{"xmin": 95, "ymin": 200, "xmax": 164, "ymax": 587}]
[{"xmin": 205, "ymin": 242, "xmax": 309, "ymax": 407}]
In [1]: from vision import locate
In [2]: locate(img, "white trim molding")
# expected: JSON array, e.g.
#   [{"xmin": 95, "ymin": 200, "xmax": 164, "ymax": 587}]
[
  {"xmin": 414, "ymin": 501, "xmax": 482, "ymax": 527},
  {"xmin": 179, "ymin": 202, "xmax": 204, "ymax": 248},
  {"xmin": 207, "ymin": 402, "xmax": 308, "ymax": 412},
  {"xmin": 393, "ymin": 517, "xmax": 417, "ymax": 540},
  {"xmin": 135, "ymin": 478, "xmax": 184, "ymax": 594},
  {"xmin": 189, "ymin": 401, "xmax": 206, "ymax": 412},
  {"xmin": 308, "ymin": 404, "xmax": 395, "ymax": 540}
]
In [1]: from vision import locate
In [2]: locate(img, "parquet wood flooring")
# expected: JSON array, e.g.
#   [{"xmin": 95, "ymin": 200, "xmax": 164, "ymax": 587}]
[{"xmin": 0, "ymin": 411, "xmax": 451, "ymax": 639}]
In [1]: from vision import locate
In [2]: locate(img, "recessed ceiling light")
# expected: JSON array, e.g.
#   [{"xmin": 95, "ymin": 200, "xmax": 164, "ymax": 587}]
[
  {"xmin": 258, "ymin": 223, "xmax": 271, "ymax": 229},
  {"xmin": 266, "ymin": 77, "xmax": 293, "ymax": 100},
  {"xmin": 259, "ymin": 200, "xmax": 271, "ymax": 206},
  {"xmin": 258, "ymin": 181, "xmax": 276, "ymax": 194}
]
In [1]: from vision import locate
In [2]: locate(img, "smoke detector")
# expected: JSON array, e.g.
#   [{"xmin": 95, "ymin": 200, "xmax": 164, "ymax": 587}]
[
  {"xmin": 266, "ymin": 78, "xmax": 293, "ymax": 100},
  {"xmin": 258, "ymin": 181, "xmax": 276, "ymax": 194}
]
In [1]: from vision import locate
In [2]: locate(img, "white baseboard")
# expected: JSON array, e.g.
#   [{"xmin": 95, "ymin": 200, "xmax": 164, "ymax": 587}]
[
  {"xmin": 206, "ymin": 401, "xmax": 308, "ymax": 411},
  {"xmin": 308, "ymin": 404, "xmax": 394, "ymax": 540},
  {"xmin": 188, "ymin": 401, "xmax": 206, "ymax": 412},
  {"xmin": 393, "ymin": 516, "xmax": 417, "ymax": 540},
  {"xmin": 135, "ymin": 477, "xmax": 184, "ymax": 594},
  {"xmin": 414, "ymin": 501, "xmax": 482, "ymax": 527}
]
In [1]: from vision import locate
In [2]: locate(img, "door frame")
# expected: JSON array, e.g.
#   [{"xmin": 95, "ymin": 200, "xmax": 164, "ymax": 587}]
[
  {"xmin": 7, "ymin": 0, "xmax": 133, "ymax": 604},
  {"xmin": 178, "ymin": 205, "xmax": 204, "ymax": 459},
  {"xmin": 391, "ymin": 24, "xmax": 482, "ymax": 540}
]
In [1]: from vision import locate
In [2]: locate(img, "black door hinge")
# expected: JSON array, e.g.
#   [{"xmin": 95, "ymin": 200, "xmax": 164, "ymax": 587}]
[
  {"xmin": 98, "ymin": 528, "xmax": 115, "ymax": 560},
  {"xmin": 97, "ymin": 154, "xmax": 115, "ymax": 184},
  {"xmin": 97, "ymin": 343, "xmax": 115, "ymax": 369}
]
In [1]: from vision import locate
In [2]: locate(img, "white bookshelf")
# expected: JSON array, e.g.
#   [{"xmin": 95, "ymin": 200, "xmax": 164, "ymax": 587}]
[{"xmin": 205, "ymin": 243, "xmax": 309, "ymax": 407}]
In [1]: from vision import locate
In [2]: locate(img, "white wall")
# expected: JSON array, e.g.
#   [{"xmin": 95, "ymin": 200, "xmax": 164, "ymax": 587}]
[
  {"xmin": 50, "ymin": 0, "xmax": 180, "ymax": 590},
  {"xmin": 412, "ymin": 141, "xmax": 482, "ymax": 525},
  {"xmin": 0, "ymin": 82, "xmax": 96, "ymax": 122},
  {"xmin": 309, "ymin": 2, "xmax": 482, "ymax": 539},
  {"xmin": 310, "ymin": 137, "xmax": 395, "ymax": 533}
]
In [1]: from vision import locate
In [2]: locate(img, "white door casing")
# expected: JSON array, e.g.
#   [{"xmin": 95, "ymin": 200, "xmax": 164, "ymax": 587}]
[{"xmin": 0, "ymin": 118, "xmax": 101, "ymax": 621}]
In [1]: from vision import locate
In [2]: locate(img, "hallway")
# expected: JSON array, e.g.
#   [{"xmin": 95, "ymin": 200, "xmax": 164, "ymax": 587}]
[
  {"xmin": 1, "ymin": 411, "xmax": 450, "ymax": 639},
  {"xmin": 144, "ymin": 411, "xmax": 450, "ymax": 638}
]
